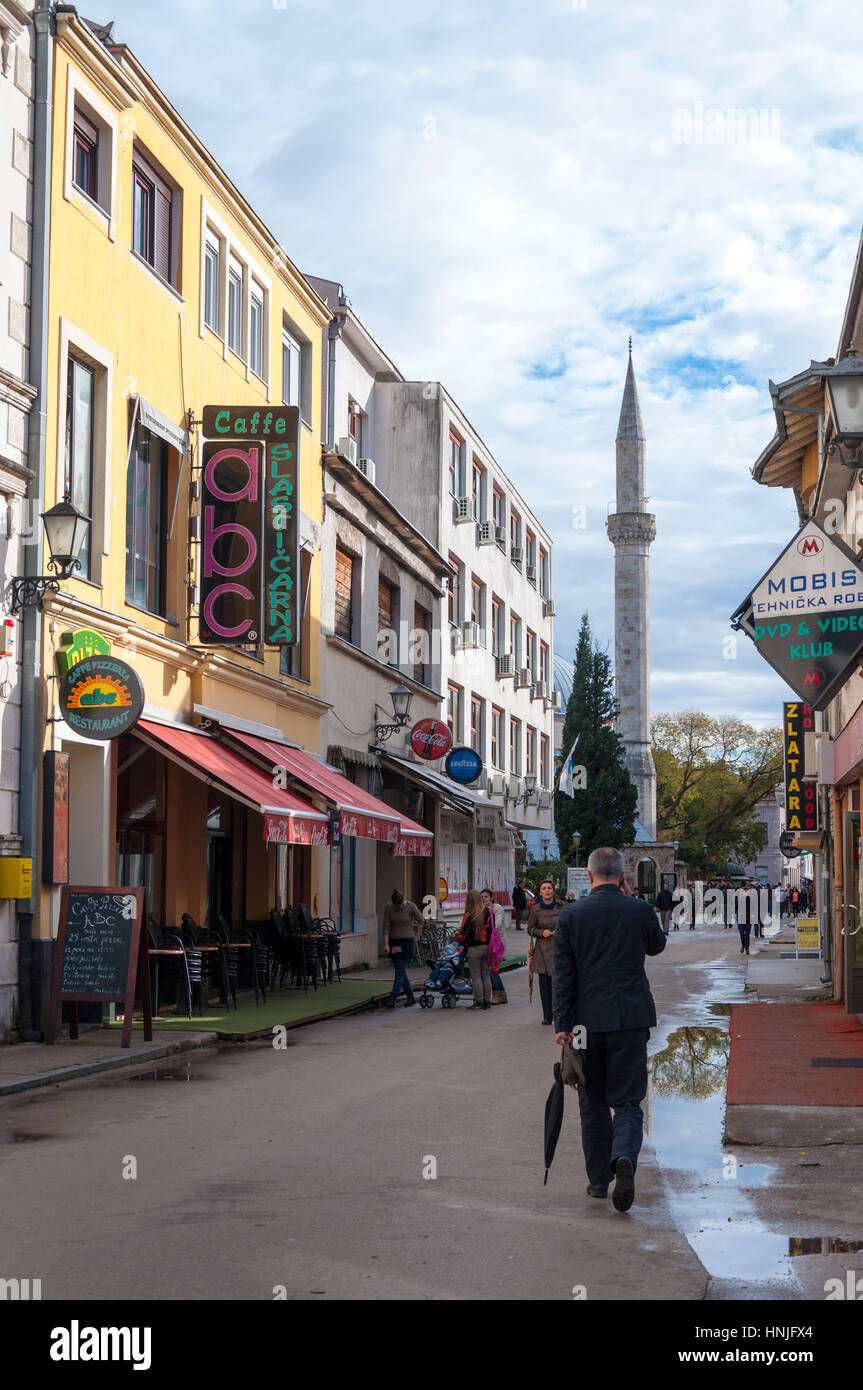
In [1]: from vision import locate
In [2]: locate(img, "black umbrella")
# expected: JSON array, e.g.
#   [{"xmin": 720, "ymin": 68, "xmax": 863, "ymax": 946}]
[{"xmin": 543, "ymin": 1062, "xmax": 564, "ymax": 1185}]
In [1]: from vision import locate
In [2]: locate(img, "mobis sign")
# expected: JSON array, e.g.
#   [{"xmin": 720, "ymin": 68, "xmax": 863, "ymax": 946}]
[
  {"xmin": 731, "ymin": 519, "xmax": 863, "ymax": 710},
  {"xmin": 199, "ymin": 406, "xmax": 300, "ymax": 646}
]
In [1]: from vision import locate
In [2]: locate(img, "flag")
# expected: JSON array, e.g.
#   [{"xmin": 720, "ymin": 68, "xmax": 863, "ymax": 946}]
[{"xmin": 555, "ymin": 734, "xmax": 579, "ymax": 798}]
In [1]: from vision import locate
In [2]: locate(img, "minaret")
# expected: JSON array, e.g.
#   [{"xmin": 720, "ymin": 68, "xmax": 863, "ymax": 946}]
[{"xmin": 606, "ymin": 342, "xmax": 657, "ymax": 839}]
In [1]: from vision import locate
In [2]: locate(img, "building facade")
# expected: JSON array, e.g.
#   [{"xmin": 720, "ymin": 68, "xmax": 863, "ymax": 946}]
[{"xmin": 0, "ymin": 0, "xmax": 36, "ymax": 1039}]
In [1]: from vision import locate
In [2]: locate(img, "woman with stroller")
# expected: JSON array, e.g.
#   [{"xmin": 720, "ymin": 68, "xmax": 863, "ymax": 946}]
[
  {"xmin": 481, "ymin": 888, "xmax": 508, "ymax": 1004},
  {"xmin": 382, "ymin": 889, "xmax": 423, "ymax": 1008},
  {"xmin": 456, "ymin": 889, "xmax": 497, "ymax": 1010},
  {"xmin": 528, "ymin": 876, "xmax": 561, "ymax": 1025}
]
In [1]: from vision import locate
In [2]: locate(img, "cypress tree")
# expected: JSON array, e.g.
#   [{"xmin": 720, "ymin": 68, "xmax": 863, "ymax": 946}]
[{"xmin": 554, "ymin": 612, "xmax": 637, "ymax": 859}]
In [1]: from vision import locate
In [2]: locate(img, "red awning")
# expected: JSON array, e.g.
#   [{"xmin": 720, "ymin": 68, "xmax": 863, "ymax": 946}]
[
  {"xmin": 225, "ymin": 730, "xmax": 434, "ymax": 856},
  {"xmin": 135, "ymin": 720, "xmax": 331, "ymax": 846}
]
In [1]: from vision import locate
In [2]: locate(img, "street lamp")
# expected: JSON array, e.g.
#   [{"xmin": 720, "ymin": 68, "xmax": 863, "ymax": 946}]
[
  {"xmin": 824, "ymin": 346, "xmax": 863, "ymax": 469},
  {"xmin": 10, "ymin": 496, "xmax": 91, "ymax": 613},
  {"xmin": 572, "ymin": 829, "xmax": 581, "ymax": 867},
  {"xmin": 374, "ymin": 684, "xmax": 414, "ymax": 743},
  {"xmin": 540, "ymin": 833, "xmax": 550, "ymax": 864}
]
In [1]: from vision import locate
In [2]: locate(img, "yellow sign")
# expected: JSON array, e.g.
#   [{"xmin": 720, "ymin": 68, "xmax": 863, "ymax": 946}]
[
  {"xmin": 0, "ymin": 857, "xmax": 33, "ymax": 899},
  {"xmin": 438, "ymin": 876, "xmax": 448, "ymax": 903},
  {"xmin": 796, "ymin": 916, "xmax": 820, "ymax": 952}
]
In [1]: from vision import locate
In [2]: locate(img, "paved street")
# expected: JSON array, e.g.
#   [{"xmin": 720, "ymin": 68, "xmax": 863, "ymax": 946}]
[{"xmin": 2, "ymin": 925, "xmax": 862, "ymax": 1301}]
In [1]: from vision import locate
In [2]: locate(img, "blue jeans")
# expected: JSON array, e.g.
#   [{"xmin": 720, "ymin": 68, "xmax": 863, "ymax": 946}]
[{"xmin": 389, "ymin": 939, "xmax": 415, "ymax": 997}]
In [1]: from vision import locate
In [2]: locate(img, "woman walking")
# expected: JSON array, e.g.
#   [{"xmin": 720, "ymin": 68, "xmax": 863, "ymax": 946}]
[
  {"xmin": 382, "ymin": 889, "xmax": 423, "ymax": 1008},
  {"xmin": 480, "ymin": 888, "xmax": 508, "ymax": 1004},
  {"xmin": 457, "ymin": 889, "xmax": 495, "ymax": 1009},
  {"xmin": 528, "ymin": 877, "xmax": 561, "ymax": 1025}
]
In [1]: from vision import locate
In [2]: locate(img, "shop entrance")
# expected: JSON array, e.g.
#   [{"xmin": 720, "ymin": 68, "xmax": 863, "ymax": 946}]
[
  {"xmin": 843, "ymin": 810, "xmax": 863, "ymax": 1013},
  {"xmin": 116, "ymin": 735, "xmax": 165, "ymax": 928},
  {"xmin": 207, "ymin": 791, "xmax": 234, "ymax": 929}
]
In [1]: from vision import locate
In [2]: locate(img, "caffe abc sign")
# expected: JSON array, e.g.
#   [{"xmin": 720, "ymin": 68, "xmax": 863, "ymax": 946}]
[
  {"xmin": 59, "ymin": 656, "xmax": 145, "ymax": 740},
  {"xmin": 731, "ymin": 518, "xmax": 863, "ymax": 710}
]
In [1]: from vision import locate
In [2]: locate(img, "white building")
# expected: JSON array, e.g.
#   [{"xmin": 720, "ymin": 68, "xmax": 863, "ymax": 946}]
[
  {"xmin": 307, "ymin": 278, "xmax": 556, "ymax": 919},
  {"xmin": 0, "ymin": 1, "xmax": 36, "ymax": 1040}
]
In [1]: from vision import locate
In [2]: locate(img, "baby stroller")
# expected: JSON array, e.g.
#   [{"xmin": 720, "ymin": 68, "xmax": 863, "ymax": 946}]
[{"xmin": 419, "ymin": 939, "xmax": 473, "ymax": 1009}]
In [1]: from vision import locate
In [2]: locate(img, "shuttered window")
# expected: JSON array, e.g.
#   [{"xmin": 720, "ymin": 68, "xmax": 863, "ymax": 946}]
[
  {"xmin": 132, "ymin": 148, "xmax": 175, "ymax": 286},
  {"xmin": 378, "ymin": 578, "xmax": 395, "ymax": 658},
  {"xmin": 334, "ymin": 548, "xmax": 354, "ymax": 642},
  {"xmin": 73, "ymin": 108, "xmax": 99, "ymax": 202},
  {"xmin": 413, "ymin": 603, "xmax": 430, "ymax": 684}
]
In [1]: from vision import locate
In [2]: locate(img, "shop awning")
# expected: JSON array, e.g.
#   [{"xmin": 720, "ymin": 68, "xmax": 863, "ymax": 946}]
[
  {"xmin": 223, "ymin": 730, "xmax": 433, "ymax": 856},
  {"xmin": 379, "ymin": 750, "xmax": 481, "ymax": 815},
  {"xmin": 134, "ymin": 720, "xmax": 331, "ymax": 846}
]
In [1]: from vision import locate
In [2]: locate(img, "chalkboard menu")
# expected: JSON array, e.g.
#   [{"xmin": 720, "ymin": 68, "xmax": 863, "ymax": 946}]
[{"xmin": 46, "ymin": 886, "xmax": 151, "ymax": 1048}]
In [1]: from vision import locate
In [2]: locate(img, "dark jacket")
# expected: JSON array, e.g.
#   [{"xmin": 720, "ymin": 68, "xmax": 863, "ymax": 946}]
[
  {"xmin": 527, "ymin": 898, "xmax": 561, "ymax": 974},
  {"xmin": 456, "ymin": 906, "xmax": 493, "ymax": 949},
  {"xmin": 512, "ymin": 885, "xmax": 527, "ymax": 911},
  {"xmin": 656, "ymin": 888, "xmax": 674, "ymax": 912},
  {"xmin": 553, "ymin": 884, "xmax": 667, "ymax": 1033}
]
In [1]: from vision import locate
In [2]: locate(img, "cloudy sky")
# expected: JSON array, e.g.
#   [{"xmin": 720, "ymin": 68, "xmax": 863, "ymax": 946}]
[{"xmin": 99, "ymin": 0, "xmax": 863, "ymax": 727}]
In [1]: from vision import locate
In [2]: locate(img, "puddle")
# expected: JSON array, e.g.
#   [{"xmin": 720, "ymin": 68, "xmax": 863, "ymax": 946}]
[
  {"xmin": 9, "ymin": 1131, "xmax": 54, "ymax": 1143},
  {"xmin": 651, "ymin": 959, "xmax": 795, "ymax": 1287},
  {"xmin": 117, "ymin": 1064, "xmax": 196, "ymax": 1083}
]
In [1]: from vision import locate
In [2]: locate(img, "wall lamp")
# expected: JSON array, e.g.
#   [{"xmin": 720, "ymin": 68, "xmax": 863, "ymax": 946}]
[
  {"xmin": 374, "ymin": 684, "xmax": 413, "ymax": 742},
  {"xmin": 824, "ymin": 346, "xmax": 863, "ymax": 470},
  {"xmin": 10, "ymin": 497, "xmax": 90, "ymax": 613}
]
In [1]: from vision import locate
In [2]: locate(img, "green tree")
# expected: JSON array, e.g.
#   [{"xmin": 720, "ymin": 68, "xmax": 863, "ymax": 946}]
[
  {"xmin": 653, "ymin": 712, "xmax": 782, "ymax": 874},
  {"xmin": 554, "ymin": 612, "xmax": 637, "ymax": 858}
]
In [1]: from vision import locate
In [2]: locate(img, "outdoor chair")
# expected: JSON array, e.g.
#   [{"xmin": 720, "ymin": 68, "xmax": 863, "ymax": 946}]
[{"xmin": 242, "ymin": 927, "xmax": 270, "ymax": 1005}]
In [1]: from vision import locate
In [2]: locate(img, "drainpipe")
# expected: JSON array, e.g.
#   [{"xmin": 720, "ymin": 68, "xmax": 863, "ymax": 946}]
[
  {"xmin": 16, "ymin": 5, "xmax": 54, "ymax": 1039},
  {"xmin": 815, "ymin": 709, "xmax": 832, "ymax": 987}
]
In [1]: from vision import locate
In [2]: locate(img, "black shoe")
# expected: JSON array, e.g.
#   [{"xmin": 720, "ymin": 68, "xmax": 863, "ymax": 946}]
[
  {"xmin": 470, "ymin": 1001, "xmax": 484, "ymax": 1009},
  {"xmin": 404, "ymin": 997, "xmax": 417, "ymax": 1007},
  {"xmin": 745, "ymin": 948, "xmax": 750, "ymax": 955},
  {"xmin": 740, "ymin": 946, "xmax": 744, "ymax": 953},
  {"xmin": 483, "ymin": 1001, "xmax": 491, "ymax": 1010},
  {"xmin": 385, "ymin": 997, "xmax": 396, "ymax": 1010},
  {"xmin": 612, "ymin": 1157, "xmax": 635, "ymax": 1212},
  {"xmin": 586, "ymin": 1184, "xmax": 608, "ymax": 1198},
  {"xmin": 542, "ymin": 1018, "xmax": 553, "ymax": 1025}
]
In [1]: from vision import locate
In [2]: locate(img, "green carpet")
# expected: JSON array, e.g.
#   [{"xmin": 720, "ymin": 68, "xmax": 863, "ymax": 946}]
[{"xmin": 110, "ymin": 979, "xmax": 389, "ymax": 1039}]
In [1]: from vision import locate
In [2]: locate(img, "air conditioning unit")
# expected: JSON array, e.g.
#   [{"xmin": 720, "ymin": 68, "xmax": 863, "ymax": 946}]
[
  {"xmin": 454, "ymin": 496, "xmax": 473, "ymax": 523},
  {"xmin": 516, "ymin": 667, "xmax": 532, "ymax": 689},
  {"xmin": 477, "ymin": 520, "xmax": 496, "ymax": 545},
  {"xmin": 543, "ymin": 598, "xmax": 555, "ymax": 618},
  {"xmin": 338, "ymin": 436, "xmax": 357, "ymax": 464},
  {"xmin": 496, "ymin": 653, "xmax": 515, "ymax": 679},
  {"xmin": 551, "ymin": 689, "xmax": 561, "ymax": 710},
  {"xmin": 532, "ymin": 680, "xmax": 547, "ymax": 701},
  {"xmin": 356, "ymin": 456, "xmax": 376, "ymax": 484},
  {"xmin": 490, "ymin": 773, "xmax": 506, "ymax": 796},
  {"xmin": 450, "ymin": 625, "xmax": 462, "ymax": 652},
  {"xmin": 494, "ymin": 524, "xmax": 506, "ymax": 546},
  {"xmin": 511, "ymin": 545, "xmax": 524, "ymax": 567},
  {"xmin": 526, "ymin": 564, "xmax": 537, "ymax": 584},
  {"xmin": 538, "ymin": 790, "xmax": 551, "ymax": 810},
  {"xmin": 460, "ymin": 620, "xmax": 479, "ymax": 648},
  {"xmin": 507, "ymin": 776, "xmax": 522, "ymax": 800}
]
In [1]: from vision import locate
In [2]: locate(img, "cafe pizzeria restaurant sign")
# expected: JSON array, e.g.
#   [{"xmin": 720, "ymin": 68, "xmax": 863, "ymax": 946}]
[
  {"xmin": 58, "ymin": 656, "xmax": 144, "ymax": 741},
  {"xmin": 731, "ymin": 519, "xmax": 863, "ymax": 710}
]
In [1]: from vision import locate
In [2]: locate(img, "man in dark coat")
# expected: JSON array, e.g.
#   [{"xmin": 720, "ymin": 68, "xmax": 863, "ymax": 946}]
[
  {"xmin": 655, "ymin": 884, "xmax": 674, "ymax": 934},
  {"xmin": 553, "ymin": 846, "xmax": 667, "ymax": 1212},
  {"xmin": 512, "ymin": 880, "xmax": 528, "ymax": 931}
]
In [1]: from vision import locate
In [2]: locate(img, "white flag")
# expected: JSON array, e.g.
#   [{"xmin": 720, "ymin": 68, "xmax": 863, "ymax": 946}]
[{"xmin": 555, "ymin": 734, "xmax": 580, "ymax": 798}]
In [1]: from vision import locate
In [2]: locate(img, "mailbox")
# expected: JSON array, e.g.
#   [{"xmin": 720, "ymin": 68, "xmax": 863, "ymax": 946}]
[{"xmin": 0, "ymin": 857, "xmax": 33, "ymax": 898}]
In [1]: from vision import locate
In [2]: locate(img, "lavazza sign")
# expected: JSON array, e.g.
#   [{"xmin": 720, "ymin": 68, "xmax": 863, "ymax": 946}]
[
  {"xmin": 732, "ymin": 518, "xmax": 863, "ymax": 709},
  {"xmin": 199, "ymin": 406, "xmax": 300, "ymax": 647}
]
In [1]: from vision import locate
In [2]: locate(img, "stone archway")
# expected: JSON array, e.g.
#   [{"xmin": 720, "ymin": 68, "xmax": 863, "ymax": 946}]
[{"xmin": 637, "ymin": 856, "xmax": 657, "ymax": 903}]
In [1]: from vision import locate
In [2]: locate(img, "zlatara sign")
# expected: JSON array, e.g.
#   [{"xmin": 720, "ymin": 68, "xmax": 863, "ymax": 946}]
[{"xmin": 199, "ymin": 406, "xmax": 300, "ymax": 647}]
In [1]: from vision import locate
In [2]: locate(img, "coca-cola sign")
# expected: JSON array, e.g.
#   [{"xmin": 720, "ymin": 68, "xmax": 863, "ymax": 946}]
[{"xmin": 410, "ymin": 718, "xmax": 452, "ymax": 760}]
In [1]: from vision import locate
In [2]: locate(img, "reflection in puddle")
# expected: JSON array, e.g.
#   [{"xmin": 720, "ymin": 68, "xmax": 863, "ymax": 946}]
[
  {"xmin": 119, "ymin": 1065, "xmax": 195, "ymax": 1083},
  {"xmin": 789, "ymin": 1236, "xmax": 863, "ymax": 1256}
]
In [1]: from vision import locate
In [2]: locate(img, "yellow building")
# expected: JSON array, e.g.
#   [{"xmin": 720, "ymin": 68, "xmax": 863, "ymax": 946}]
[{"xmin": 28, "ymin": 9, "xmax": 340, "ymax": 1012}]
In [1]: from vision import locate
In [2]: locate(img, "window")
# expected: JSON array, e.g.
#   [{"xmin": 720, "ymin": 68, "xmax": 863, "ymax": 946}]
[
  {"xmin": 378, "ymin": 577, "xmax": 397, "ymax": 661},
  {"xmin": 510, "ymin": 717, "xmax": 521, "ymax": 775},
  {"xmin": 493, "ymin": 487, "xmax": 505, "ymax": 538},
  {"xmin": 526, "ymin": 629, "xmax": 537, "ymax": 677},
  {"xmin": 132, "ymin": 148, "xmax": 175, "ymax": 286},
  {"xmin": 541, "ymin": 733, "xmax": 550, "ymax": 788},
  {"xmin": 491, "ymin": 596, "xmax": 503, "ymax": 657},
  {"xmin": 510, "ymin": 508, "xmax": 521, "ymax": 552},
  {"xmin": 228, "ymin": 256, "xmax": 244, "ymax": 356},
  {"xmin": 73, "ymin": 108, "xmax": 99, "ymax": 201},
  {"xmin": 509, "ymin": 612, "xmax": 521, "ymax": 666},
  {"xmin": 472, "ymin": 459, "xmax": 484, "ymax": 520},
  {"xmin": 540, "ymin": 641, "xmax": 550, "ymax": 686},
  {"xmin": 125, "ymin": 421, "xmax": 168, "ymax": 614},
  {"xmin": 413, "ymin": 602, "xmax": 431, "ymax": 685},
  {"xmin": 348, "ymin": 402, "xmax": 364, "ymax": 457},
  {"xmin": 282, "ymin": 329, "xmax": 301, "ymax": 407},
  {"xmin": 65, "ymin": 357, "xmax": 94, "ymax": 579},
  {"xmin": 448, "ymin": 554, "xmax": 462, "ymax": 626},
  {"xmin": 250, "ymin": 283, "xmax": 265, "ymax": 378},
  {"xmin": 280, "ymin": 548, "xmax": 313, "ymax": 681},
  {"xmin": 540, "ymin": 546, "xmax": 549, "ymax": 597},
  {"xmin": 526, "ymin": 529, "xmax": 536, "ymax": 580},
  {"xmin": 447, "ymin": 684, "xmax": 462, "ymax": 742},
  {"xmin": 491, "ymin": 707, "xmax": 504, "ymax": 769},
  {"xmin": 449, "ymin": 430, "xmax": 463, "ymax": 497},
  {"xmin": 470, "ymin": 696, "xmax": 483, "ymax": 754},
  {"xmin": 204, "ymin": 233, "xmax": 220, "ymax": 333},
  {"xmin": 526, "ymin": 726, "xmax": 537, "ymax": 778},
  {"xmin": 334, "ymin": 546, "xmax": 355, "ymax": 642},
  {"xmin": 470, "ymin": 576, "xmax": 483, "ymax": 627}
]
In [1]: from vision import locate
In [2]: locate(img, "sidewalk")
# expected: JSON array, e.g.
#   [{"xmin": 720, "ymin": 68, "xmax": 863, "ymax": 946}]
[{"xmin": 0, "ymin": 1026, "xmax": 215, "ymax": 1098}]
